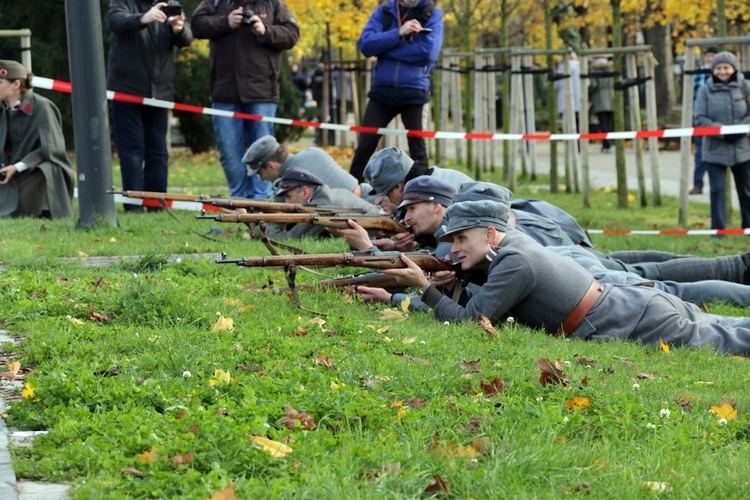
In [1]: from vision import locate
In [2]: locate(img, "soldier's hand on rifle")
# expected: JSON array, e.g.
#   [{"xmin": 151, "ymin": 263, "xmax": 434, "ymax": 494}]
[
  {"xmin": 337, "ymin": 219, "xmax": 374, "ymax": 251},
  {"xmin": 383, "ymin": 254, "xmax": 430, "ymax": 290},
  {"xmin": 371, "ymin": 238, "xmax": 397, "ymax": 251},
  {"xmin": 430, "ymin": 270, "xmax": 456, "ymax": 288},
  {"xmin": 392, "ymin": 232, "xmax": 417, "ymax": 252},
  {"xmin": 356, "ymin": 286, "xmax": 392, "ymax": 303}
]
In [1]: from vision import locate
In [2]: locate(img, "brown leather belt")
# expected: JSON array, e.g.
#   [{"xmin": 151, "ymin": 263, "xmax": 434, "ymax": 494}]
[{"xmin": 557, "ymin": 279, "xmax": 603, "ymax": 336}]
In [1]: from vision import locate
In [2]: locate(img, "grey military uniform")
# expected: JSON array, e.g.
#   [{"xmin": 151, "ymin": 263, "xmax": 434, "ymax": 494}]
[
  {"xmin": 266, "ymin": 185, "xmax": 380, "ymax": 240},
  {"xmin": 421, "ymin": 231, "xmax": 750, "ymax": 356},
  {"xmin": 279, "ymin": 148, "xmax": 358, "ymax": 193},
  {"xmin": 512, "ymin": 208, "xmax": 750, "ymax": 284},
  {"xmin": 428, "ymin": 166, "xmax": 473, "ymax": 187},
  {"xmin": 550, "ymin": 244, "xmax": 750, "ymax": 307}
]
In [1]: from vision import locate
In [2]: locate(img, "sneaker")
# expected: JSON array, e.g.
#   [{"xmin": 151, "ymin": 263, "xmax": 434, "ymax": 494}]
[{"xmin": 689, "ymin": 187, "xmax": 703, "ymax": 195}]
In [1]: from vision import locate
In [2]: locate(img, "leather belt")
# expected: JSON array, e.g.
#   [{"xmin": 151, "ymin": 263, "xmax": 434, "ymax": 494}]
[{"xmin": 557, "ymin": 279, "xmax": 603, "ymax": 336}]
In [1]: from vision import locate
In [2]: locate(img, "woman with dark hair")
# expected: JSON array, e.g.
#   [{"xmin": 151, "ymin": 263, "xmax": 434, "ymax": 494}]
[{"xmin": 0, "ymin": 60, "xmax": 74, "ymax": 219}]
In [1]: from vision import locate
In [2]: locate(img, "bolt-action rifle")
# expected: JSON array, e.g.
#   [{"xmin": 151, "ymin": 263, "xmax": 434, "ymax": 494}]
[
  {"xmin": 216, "ymin": 251, "xmax": 458, "ymax": 272},
  {"xmin": 107, "ymin": 190, "xmax": 368, "ymax": 214},
  {"xmin": 198, "ymin": 213, "xmax": 409, "ymax": 234},
  {"xmin": 272, "ymin": 271, "xmax": 403, "ymax": 294}
]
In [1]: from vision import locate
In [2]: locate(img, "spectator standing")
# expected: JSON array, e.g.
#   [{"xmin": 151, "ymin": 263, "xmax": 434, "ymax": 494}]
[
  {"xmin": 690, "ymin": 46, "xmax": 717, "ymax": 195},
  {"xmin": 589, "ymin": 57, "xmax": 614, "ymax": 153},
  {"xmin": 191, "ymin": 0, "xmax": 299, "ymax": 200},
  {"xmin": 0, "ymin": 60, "xmax": 75, "ymax": 219},
  {"xmin": 106, "ymin": 0, "xmax": 192, "ymax": 212},
  {"xmin": 694, "ymin": 51, "xmax": 750, "ymax": 230},
  {"xmin": 554, "ymin": 53, "xmax": 582, "ymax": 133},
  {"xmin": 348, "ymin": 0, "xmax": 443, "ymax": 182}
]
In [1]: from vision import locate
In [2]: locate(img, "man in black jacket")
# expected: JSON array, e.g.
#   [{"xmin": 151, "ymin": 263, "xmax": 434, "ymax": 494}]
[
  {"xmin": 191, "ymin": 0, "xmax": 299, "ymax": 200},
  {"xmin": 106, "ymin": 1, "xmax": 193, "ymax": 212}
]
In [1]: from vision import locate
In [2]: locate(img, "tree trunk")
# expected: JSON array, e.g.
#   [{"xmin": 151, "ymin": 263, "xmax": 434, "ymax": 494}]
[{"xmin": 643, "ymin": 23, "xmax": 675, "ymax": 118}]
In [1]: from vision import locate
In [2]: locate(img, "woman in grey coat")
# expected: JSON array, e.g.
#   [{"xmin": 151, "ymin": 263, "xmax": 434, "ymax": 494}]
[{"xmin": 694, "ymin": 51, "xmax": 750, "ymax": 230}]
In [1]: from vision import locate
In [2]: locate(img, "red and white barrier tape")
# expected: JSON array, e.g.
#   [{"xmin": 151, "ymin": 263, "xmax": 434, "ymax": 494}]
[
  {"xmin": 111, "ymin": 193, "xmax": 221, "ymax": 213},
  {"xmin": 35, "ymin": 76, "xmax": 745, "ymax": 142}
]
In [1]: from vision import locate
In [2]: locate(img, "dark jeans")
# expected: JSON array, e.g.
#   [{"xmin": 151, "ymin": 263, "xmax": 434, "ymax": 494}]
[
  {"xmin": 693, "ymin": 136, "xmax": 706, "ymax": 189},
  {"xmin": 597, "ymin": 111, "xmax": 614, "ymax": 149},
  {"xmin": 349, "ymin": 99, "xmax": 428, "ymax": 182},
  {"xmin": 112, "ymin": 101, "xmax": 169, "ymax": 212},
  {"xmin": 705, "ymin": 160, "xmax": 750, "ymax": 229}
]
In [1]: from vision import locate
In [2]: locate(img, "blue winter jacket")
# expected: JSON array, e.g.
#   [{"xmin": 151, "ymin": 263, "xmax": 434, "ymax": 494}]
[{"xmin": 358, "ymin": 0, "xmax": 443, "ymax": 93}]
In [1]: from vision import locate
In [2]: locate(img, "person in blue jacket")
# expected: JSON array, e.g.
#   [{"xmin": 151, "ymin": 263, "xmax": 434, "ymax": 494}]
[{"xmin": 348, "ymin": 0, "xmax": 443, "ymax": 182}]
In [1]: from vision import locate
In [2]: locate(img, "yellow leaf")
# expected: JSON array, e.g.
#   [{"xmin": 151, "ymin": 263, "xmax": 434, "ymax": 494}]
[
  {"xmin": 209, "ymin": 484, "xmax": 237, "ymax": 500},
  {"xmin": 211, "ymin": 315, "xmax": 235, "ymax": 332},
  {"xmin": 67, "ymin": 316, "xmax": 84, "ymax": 326},
  {"xmin": 566, "ymin": 396, "xmax": 591, "ymax": 410},
  {"xmin": 640, "ymin": 481, "xmax": 672, "ymax": 493},
  {"xmin": 7, "ymin": 362, "xmax": 20, "ymax": 376},
  {"xmin": 399, "ymin": 295, "xmax": 411, "ymax": 313},
  {"xmin": 211, "ymin": 369, "xmax": 231, "ymax": 386},
  {"xmin": 376, "ymin": 326, "xmax": 389, "ymax": 334},
  {"xmin": 223, "ymin": 297, "xmax": 241, "ymax": 306},
  {"xmin": 251, "ymin": 436, "xmax": 293, "ymax": 458},
  {"xmin": 402, "ymin": 337, "xmax": 417, "ymax": 345},
  {"xmin": 21, "ymin": 382, "xmax": 35, "ymax": 399},
  {"xmin": 659, "ymin": 338, "xmax": 670, "ymax": 353},
  {"xmin": 75, "ymin": 250, "xmax": 89, "ymax": 257},
  {"xmin": 137, "ymin": 445, "xmax": 158, "ymax": 464},
  {"xmin": 239, "ymin": 304, "xmax": 255, "ymax": 314},
  {"xmin": 379, "ymin": 308, "xmax": 406, "ymax": 321},
  {"xmin": 391, "ymin": 401, "xmax": 403, "ymax": 408},
  {"xmin": 109, "ymin": 237, "xmax": 117, "ymax": 243},
  {"xmin": 711, "ymin": 403, "xmax": 738, "ymax": 421}
]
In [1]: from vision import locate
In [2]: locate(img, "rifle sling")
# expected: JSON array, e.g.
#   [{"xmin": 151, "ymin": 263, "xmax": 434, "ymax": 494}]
[
  {"xmin": 158, "ymin": 199, "xmax": 224, "ymax": 242},
  {"xmin": 284, "ymin": 264, "xmax": 326, "ymax": 316}
]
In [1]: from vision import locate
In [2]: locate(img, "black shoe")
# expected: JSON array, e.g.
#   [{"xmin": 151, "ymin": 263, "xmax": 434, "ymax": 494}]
[{"xmin": 689, "ymin": 187, "xmax": 703, "ymax": 195}]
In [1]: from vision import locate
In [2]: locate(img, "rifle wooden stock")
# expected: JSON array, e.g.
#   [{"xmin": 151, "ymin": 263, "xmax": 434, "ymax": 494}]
[
  {"xmin": 108, "ymin": 190, "xmax": 366, "ymax": 214},
  {"xmin": 206, "ymin": 214, "xmax": 409, "ymax": 234},
  {"xmin": 219, "ymin": 251, "xmax": 458, "ymax": 272},
  {"xmin": 272, "ymin": 272, "xmax": 402, "ymax": 294}
]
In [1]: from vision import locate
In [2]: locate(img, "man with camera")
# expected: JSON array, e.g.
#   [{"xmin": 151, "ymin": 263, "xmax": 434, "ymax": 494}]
[
  {"xmin": 191, "ymin": 0, "xmax": 300, "ymax": 201},
  {"xmin": 106, "ymin": 1, "xmax": 193, "ymax": 212}
]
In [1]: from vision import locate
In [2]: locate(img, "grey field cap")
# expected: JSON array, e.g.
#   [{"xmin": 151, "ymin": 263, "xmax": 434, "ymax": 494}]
[
  {"xmin": 397, "ymin": 175, "xmax": 456, "ymax": 209},
  {"xmin": 454, "ymin": 181, "xmax": 513, "ymax": 205},
  {"xmin": 242, "ymin": 135, "xmax": 280, "ymax": 175},
  {"xmin": 275, "ymin": 167, "xmax": 323, "ymax": 196},
  {"xmin": 363, "ymin": 147, "xmax": 413, "ymax": 195},
  {"xmin": 440, "ymin": 200, "xmax": 510, "ymax": 241}
]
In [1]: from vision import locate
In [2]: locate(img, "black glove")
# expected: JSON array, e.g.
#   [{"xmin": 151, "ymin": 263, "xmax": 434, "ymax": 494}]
[{"xmin": 723, "ymin": 133, "xmax": 746, "ymax": 143}]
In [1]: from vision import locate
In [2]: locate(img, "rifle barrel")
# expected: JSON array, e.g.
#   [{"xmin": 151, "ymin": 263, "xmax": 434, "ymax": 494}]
[
  {"xmin": 208, "ymin": 214, "xmax": 408, "ymax": 233},
  {"xmin": 229, "ymin": 252, "xmax": 456, "ymax": 271}
]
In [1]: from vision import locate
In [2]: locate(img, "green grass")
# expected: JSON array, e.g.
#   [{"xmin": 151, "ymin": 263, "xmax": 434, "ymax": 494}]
[{"xmin": 2, "ymin": 152, "xmax": 750, "ymax": 498}]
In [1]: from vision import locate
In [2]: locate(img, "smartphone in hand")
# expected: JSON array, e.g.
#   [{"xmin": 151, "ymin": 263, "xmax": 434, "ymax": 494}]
[
  {"xmin": 162, "ymin": 5, "xmax": 183, "ymax": 17},
  {"xmin": 419, "ymin": 28, "xmax": 433, "ymax": 33}
]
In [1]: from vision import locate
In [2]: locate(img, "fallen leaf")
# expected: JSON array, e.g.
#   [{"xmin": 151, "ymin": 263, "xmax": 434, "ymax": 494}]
[
  {"xmin": 7, "ymin": 361, "xmax": 20, "ymax": 376},
  {"xmin": 75, "ymin": 250, "xmax": 89, "ymax": 257},
  {"xmin": 477, "ymin": 314, "xmax": 498, "ymax": 337},
  {"xmin": 314, "ymin": 354, "xmax": 333, "ymax": 369},
  {"xmin": 636, "ymin": 372, "xmax": 657, "ymax": 380},
  {"xmin": 137, "ymin": 446, "xmax": 158, "ymax": 464},
  {"xmin": 575, "ymin": 356, "xmax": 597, "ymax": 366},
  {"xmin": 406, "ymin": 397, "xmax": 426, "ymax": 408},
  {"xmin": 566, "ymin": 396, "xmax": 591, "ymax": 410},
  {"xmin": 251, "ymin": 435, "xmax": 293, "ymax": 458},
  {"xmin": 402, "ymin": 337, "xmax": 417, "ymax": 345},
  {"xmin": 537, "ymin": 358, "xmax": 569, "ymax": 387},
  {"xmin": 711, "ymin": 399, "xmax": 738, "ymax": 421},
  {"xmin": 21, "ymin": 382, "xmax": 35, "ymax": 399},
  {"xmin": 279, "ymin": 405, "xmax": 317, "ymax": 431},
  {"xmin": 399, "ymin": 295, "xmax": 411, "ymax": 313},
  {"xmin": 67, "ymin": 317, "xmax": 84, "ymax": 326},
  {"xmin": 209, "ymin": 484, "xmax": 237, "ymax": 500},
  {"xmin": 239, "ymin": 304, "xmax": 255, "ymax": 313},
  {"xmin": 641, "ymin": 481, "xmax": 672, "ymax": 493},
  {"xmin": 379, "ymin": 308, "xmax": 407, "ymax": 321},
  {"xmin": 479, "ymin": 377, "xmax": 505, "ymax": 396},
  {"xmin": 121, "ymin": 467, "xmax": 146, "ymax": 478},
  {"xmin": 170, "ymin": 452, "xmax": 194, "ymax": 467},
  {"xmin": 86, "ymin": 310, "xmax": 114, "ymax": 323},
  {"xmin": 659, "ymin": 338, "xmax": 670, "ymax": 353},
  {"xmin": 376, "ymin": 326, "xmax": 390, "ymax": 334},
  {"xmin": 424, "ymin": 474, "xmax": 451, "ymax": 495},
  {"xmin": 211, "ymin": 315, "xmax": 235, "ymax": 332},
  {"xmin": 461, "ymin": 359, "xmax": 482, "ymax": 372}
]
